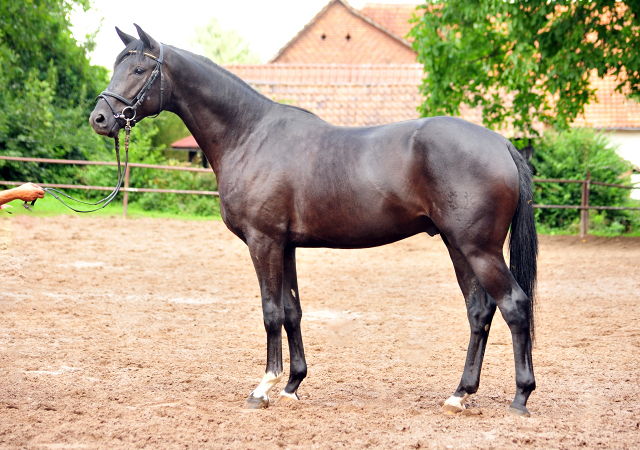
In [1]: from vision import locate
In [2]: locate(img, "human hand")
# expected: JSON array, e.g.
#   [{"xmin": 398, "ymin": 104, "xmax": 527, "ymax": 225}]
[{"xmin": 13, "ymin": 183, "xmax": 45, "ymax": 202}]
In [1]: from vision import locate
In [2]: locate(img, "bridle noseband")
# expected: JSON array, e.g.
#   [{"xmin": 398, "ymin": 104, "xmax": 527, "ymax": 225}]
[{"xmin": 97, "ymin": 42, "xmax": 165, "ymax": 128}]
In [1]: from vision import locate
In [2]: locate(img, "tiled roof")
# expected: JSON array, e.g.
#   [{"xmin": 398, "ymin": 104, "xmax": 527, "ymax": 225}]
[
  {"xmin": 358, "ymin": 3, "xmax": 422, "ymax": 40},
  {"xmin": 229, "ymin": 63, "xmax": 423, "ymax": 85},
  {"xmin": 223, "ymin": 63, "xmax": 640, "ymax": 131},
  {"xmin": 170, "ymin": 64, "xmax": 640, "ymax": 149},
  {"xmin": 573, "ymin": 74, "xmax": 640, "ymax": 129},
  {"xmin": 269, "ymin": 0, "xmax": 417, "ymax": 64},
  {"xmin": 226, "ymin": 64, "xmax": 427, "ymax": 127},
  {"xmin": 171, "ymin": 135, "xmax": 199, "ymax": 149}
]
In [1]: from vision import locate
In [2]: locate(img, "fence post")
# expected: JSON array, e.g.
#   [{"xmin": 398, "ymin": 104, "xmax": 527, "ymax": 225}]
[
  {"xmin": 123, "ymin": 165, "xmax": 130, "ymax": 219},
  {"xmin": 580, "ymin": 171, "xmax": 591, "ymax": 237}
]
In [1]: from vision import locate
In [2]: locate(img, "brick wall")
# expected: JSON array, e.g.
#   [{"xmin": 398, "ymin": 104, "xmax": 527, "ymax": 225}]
[{"xmin": 271, "ymin": 1, "xmax": 417, "ymax": 65}]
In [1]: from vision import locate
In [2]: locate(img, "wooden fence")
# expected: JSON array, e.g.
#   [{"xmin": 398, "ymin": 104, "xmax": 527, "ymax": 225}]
[
  {"xmin": 1, "ymin": 156, "xmax": 639, "ymax": 235},
  {"xmin": 534, "ymin": 172, "xmax": 640, "ymax": 236},
  {"xmin": 0, "ymin": 156, "xmax": 218, "ymax": 218}
]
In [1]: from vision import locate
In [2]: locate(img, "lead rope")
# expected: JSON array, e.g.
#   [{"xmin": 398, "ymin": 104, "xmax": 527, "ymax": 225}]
[{"xmin": 42, "ymin": 121, "xmax": 132, "ymax": 213}]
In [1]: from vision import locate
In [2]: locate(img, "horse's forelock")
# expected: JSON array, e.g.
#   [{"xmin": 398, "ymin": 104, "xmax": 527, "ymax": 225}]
[{"xmin": 114, "ymin": 40, "xmax": 146, "ymax": 69}]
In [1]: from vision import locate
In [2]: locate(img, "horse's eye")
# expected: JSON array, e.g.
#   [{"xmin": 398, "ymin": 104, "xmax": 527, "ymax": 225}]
[{"xmin": 134, "ymin": 67, "xmax": 146, "ymax": 75}]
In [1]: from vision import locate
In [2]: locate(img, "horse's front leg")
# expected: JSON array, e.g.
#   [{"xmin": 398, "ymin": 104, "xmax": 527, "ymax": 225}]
[{"xmin": 243, "ymin": 236, "xmax": 286, "ymax": 409}]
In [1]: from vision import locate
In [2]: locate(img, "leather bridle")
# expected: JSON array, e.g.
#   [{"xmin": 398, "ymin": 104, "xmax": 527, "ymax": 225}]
[
  {"xmin": 42, "ymin": 43, "xmax": 165, "ymax": 213},
  {"xmin": 97, "ymin": 42, "xmax": 165, "ymax": 128}
]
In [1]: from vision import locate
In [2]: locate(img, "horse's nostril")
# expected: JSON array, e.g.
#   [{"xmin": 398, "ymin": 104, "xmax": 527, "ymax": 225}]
[{"xmin": 95, "ymin": 114, "xmax": 105, "ymax": 124}]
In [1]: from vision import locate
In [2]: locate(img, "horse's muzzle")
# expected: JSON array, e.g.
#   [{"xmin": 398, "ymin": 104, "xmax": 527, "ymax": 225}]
[{"xmin": 90, "ymin": 107, "xmax": 120, "ymax": 138}]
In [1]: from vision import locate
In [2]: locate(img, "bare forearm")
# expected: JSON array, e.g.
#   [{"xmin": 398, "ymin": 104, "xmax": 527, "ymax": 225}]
[
  {"xmin": 0, "ymin": 189, "xmax": 21, "ymax": 205},
  {"xmin": 0, "ymin": 183, "xmax": 45, "ymax": 206}
]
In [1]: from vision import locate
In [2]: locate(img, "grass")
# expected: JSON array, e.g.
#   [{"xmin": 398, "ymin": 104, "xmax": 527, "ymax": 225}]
[{"xmin": 2, "ymin": 195, "xmax": 222, "ymax": 222}]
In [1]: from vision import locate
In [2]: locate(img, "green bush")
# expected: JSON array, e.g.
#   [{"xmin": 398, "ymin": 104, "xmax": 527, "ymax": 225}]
[{"xmin": 529, "ymin": 128, "xmax": 637, "ymax": 234}]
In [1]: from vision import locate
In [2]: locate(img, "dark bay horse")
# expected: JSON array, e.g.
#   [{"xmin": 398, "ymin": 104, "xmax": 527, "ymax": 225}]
[{"xmin": 90, "ymin": 25, "xmax": 538, "ymax": 417}]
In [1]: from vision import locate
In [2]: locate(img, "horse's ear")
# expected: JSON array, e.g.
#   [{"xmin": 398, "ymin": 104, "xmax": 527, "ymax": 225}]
[
  {"xmin": 116, "ymin": 27, "xmax": 136, "ymax": 46},
  {"xmin": 134, "ymin": 24, "xmax": 159, "ymax": 51}
]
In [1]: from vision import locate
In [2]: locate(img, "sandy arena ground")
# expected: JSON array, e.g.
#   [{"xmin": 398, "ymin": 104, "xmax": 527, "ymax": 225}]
[{"xmin": 1, "ymin": 215, "xmax": 639, "ymax": 449}]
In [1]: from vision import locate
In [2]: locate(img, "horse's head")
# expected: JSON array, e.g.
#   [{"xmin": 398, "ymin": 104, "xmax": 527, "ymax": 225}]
[{"xmin": 90, "ymin": 25, "xmax": 166, "ymax": 138}]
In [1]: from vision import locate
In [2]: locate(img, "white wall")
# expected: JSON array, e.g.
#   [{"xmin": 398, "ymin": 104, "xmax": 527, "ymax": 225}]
[{"xmin": 602, "ymin": 129, "xmax": 640, "ymax": 199}]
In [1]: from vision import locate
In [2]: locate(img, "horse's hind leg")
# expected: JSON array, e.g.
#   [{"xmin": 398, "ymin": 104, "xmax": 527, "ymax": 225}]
[
  {"xmin": 461, "ymin": 246, "xmax": 535, "ymax": 416},
  {"xmin": 275, "ymin": 246, "xmax": 307, "ymax": 404},
  {"xmin": 441, "ymin": 237, "xmax": 497, "ymax": 414}
]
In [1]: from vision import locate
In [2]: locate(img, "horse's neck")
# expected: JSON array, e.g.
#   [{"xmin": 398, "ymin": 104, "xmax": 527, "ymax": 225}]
[{"xmin": 165, "ymin": 48, "xmax": 273, "ymax": 173}]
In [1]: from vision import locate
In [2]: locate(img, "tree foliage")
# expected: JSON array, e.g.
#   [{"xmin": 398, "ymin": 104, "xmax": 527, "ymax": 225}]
[
  {"xmin": 0, "ymin": 0, "xmax": 111, "ymax": 184},
  {"xmin": 191, "ymin": 18, "xmax": 261, "ymax": 64},
  {"xmin": 0, "ymin": 2, "xmax": 220, "ymax": 217},
  {"xmin": 0, "ymin": 0, "xmax": 107, "ymax": 106},
  {"xmin": 409, "ymin": 0, "xmax": 640, "ymax": 136}
]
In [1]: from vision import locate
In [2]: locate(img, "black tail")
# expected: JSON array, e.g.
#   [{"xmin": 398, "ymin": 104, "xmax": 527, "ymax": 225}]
[{"xmin": 507, "ymin": 141, "xmax": 538, "ymax": 343}]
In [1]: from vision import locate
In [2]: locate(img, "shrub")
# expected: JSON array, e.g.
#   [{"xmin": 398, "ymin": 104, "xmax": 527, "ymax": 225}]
[{"xmin": 529, "ymin": 128, "xmax": 637, "ymax": 233}]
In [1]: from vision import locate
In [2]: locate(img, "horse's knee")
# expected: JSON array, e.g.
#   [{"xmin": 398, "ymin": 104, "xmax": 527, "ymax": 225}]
[
  {"xmin": 263, "ymin": 303, "xmax": 285, "ymax": 334},
  {"xmin": 283, "ymin": 304, "xmax": 302, "ymax": 330}
]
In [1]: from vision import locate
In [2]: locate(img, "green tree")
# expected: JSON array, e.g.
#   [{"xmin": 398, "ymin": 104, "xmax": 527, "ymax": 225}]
[
  {"xmin": 191, "ymin": 18, "xmax": 261, "ymax": 64},
  {"xmin": 0, "ymin": 0, "xmax": 107, "ymax": 107},
  {"xmin": 0, "ymin": 0, "xmax": 111, "ymax": 184},
  {"xmin": 409, "ymin": 0, "xmax": 640, "ymax": 136}
]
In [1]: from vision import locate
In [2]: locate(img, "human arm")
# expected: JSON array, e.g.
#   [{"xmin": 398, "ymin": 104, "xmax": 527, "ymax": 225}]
[{"xmin": 0, "ymin": 183, "xmax": 45, "ymax": 207}]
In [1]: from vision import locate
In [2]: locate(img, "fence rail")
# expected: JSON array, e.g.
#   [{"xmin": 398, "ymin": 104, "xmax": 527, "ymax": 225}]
[
  {"xmin": 1, "ymin": 156, "xmax": 639, "ymax": 235},
  {"xmin": 0, "ymin": 155, "xmax": 218, "ymax": 218},
  {"xmin": 534, "ymin": 172, "xmax": 640, "ymax": 236}
]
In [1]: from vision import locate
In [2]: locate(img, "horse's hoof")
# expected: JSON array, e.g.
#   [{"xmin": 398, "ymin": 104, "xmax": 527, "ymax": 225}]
[
  {"xmin": 242, "ymin": 394, "xmax": 269, "ymax": 409},
  {"xmin": 442, "ymin": 403, "xmax": 464, "ymax": 414},
  {"xmin": 508, "ymin": 404, "xmax": 531, "ymax": 417},
  {"xmin": 442, "ymin": 394, "xmax": 469, "ymax": 414},
  {"xmin": 275, "ymin": 392, "xmax": 299, "ymax": 406}
]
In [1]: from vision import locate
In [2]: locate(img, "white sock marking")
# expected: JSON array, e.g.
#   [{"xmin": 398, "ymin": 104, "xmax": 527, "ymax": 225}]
[
  {"xmin": 251, "ymin": 371, "xmax": 283, "ymax": 400},
  {"xmin": 278, "ymin": 390, "xmax": 299, "ymax": 400},
  {"xmin": 444, "ymin": 393, "xmax": 470, "ymax": 410}
]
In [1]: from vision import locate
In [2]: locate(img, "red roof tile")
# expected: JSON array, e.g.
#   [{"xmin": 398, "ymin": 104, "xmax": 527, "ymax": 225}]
[
  {"xmin": 226, "ymin": 64, "xmax": 427, "ymax": 127},
  {"xmin": 171, "ymin": 135, "xmax": 199, "ymax": 149},
  {"xmin": 573, "ymin": 73, "xmax": 640, "ymax": 129},
  {"xmin": 358, "ymin": 3, "xmax": 422, "ymax": 40}
]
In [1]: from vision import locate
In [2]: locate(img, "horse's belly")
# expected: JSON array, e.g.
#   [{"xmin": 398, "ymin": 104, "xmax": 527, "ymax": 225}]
[{"xmin": 291, "ymin": 213, "xmax": 438, "ymax": 249}]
